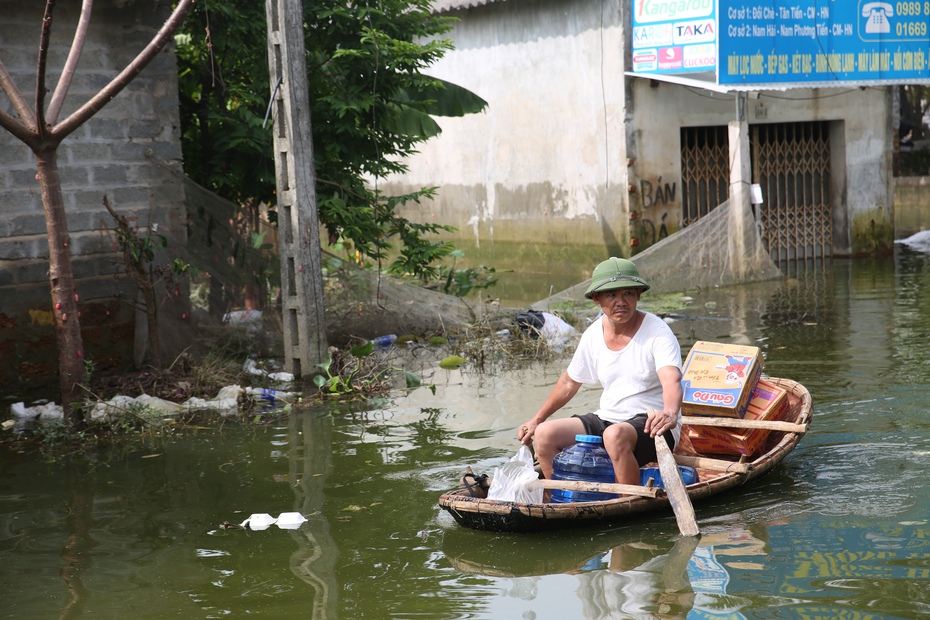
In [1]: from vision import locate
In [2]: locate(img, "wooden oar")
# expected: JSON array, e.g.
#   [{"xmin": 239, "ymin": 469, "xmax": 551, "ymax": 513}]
[
  {"xmin": 673, "ymin": 454, "xmax": 753, "ymax": 474},
  {"xmin": 528, "ymin": 478, "xmax": 661, "ymax": 498},
  {"xmin": 681, "ymin": 415, "xmax": 808, "ymax": 433},
  {"xmin": 655, "ymin": 433, "xmax": 700, "ymax": 537}
]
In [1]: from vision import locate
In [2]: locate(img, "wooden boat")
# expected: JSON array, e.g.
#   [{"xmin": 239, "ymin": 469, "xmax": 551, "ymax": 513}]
[{"xmin": 438, "ymin": 376, "xmax": 812, "ymax": 533}]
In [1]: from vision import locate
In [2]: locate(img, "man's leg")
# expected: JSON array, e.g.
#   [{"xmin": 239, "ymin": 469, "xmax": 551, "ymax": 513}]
[
  {"xmin": 601, "ymin": 422, "xmax": 642, "ymax": 485},
  {"xmin": 533, "ymin": 416, "xmax": 586, "ymax": 479}
]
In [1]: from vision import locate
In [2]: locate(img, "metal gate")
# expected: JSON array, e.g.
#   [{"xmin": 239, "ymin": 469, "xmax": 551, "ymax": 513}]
[
  {"xmin": 751, "ymin": 121, "xmax": 832, "ymax": 261},
  {"xmin": 680, "ymin": 121, "xmax": 833, "ymax": 261},
  {"xmin": 680, "ymin": 126, "xmax": 729, "ymax": 226}
]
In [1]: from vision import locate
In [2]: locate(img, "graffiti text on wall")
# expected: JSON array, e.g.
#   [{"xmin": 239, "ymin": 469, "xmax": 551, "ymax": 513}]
[{"xmin": 640, "ymin": 177, "xmax": 678, "ymax": 209}]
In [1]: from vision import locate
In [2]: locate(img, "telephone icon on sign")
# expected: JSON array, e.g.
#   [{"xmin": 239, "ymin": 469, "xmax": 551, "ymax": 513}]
[{"xmin": 862, "ymin": 2, "xmax": 893, "ymax": 34}]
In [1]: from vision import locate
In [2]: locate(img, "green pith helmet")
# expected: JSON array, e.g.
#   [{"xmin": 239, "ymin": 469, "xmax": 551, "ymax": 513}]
[{"xmin": 584, "ymin": 257, "xmax": 650, "ymax": 299}]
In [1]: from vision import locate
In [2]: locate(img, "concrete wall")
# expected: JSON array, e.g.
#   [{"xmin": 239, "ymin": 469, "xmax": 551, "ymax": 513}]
[
  {"xmin": 381, "ymin": 0, "xmax": 631, "ymax": 281},
  {"xmin": 383, "ymin": 0, "xmax": 895, "ymax": 277},
  {"xmin": 0, "ymin": 0, "xmax": 191, "ymax": 396}
]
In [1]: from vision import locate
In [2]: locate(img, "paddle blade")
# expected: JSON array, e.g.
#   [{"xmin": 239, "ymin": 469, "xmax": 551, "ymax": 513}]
[{"xmin": 655, "ymin": 434, "xmax": 700, "ymax": 537}]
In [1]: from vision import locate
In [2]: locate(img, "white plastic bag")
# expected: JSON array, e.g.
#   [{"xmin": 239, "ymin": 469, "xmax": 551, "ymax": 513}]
[
  {"xmin": 539, "ymin": 312, "xmax": 576, "ymax": 351},
  {"xmin": 487, "ymin": 445, "xmax": 544, "ymax": 503}
]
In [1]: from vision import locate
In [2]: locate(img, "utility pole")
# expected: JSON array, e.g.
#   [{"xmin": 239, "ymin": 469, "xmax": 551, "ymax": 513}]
[
  {"xmin": 264, "ymin": 0, "xmax": 328, "ymax": 377},
  {"xmin": 728, "ymin": 92, "xmax": 752, "ymax": 278}
]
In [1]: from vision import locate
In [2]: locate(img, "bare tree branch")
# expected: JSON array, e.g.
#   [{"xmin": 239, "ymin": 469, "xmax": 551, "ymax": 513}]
[
  {"xmin": 0, "ymin": 61, "xmax": 37, "ymax": 133},
  {"xmin": 53, "ymin": 0, "xmax": 196, "ymax": 141},
  {"xmin": 47, "ymin": 0, "xmax": 94, "ymax": 125},
  {"xmin": 36, "ymin": 0, "xmax": 55, "ymax": 142},
  {"xmin": 0, "ymin": 107, "xmax": 36, "ymax": 146}
]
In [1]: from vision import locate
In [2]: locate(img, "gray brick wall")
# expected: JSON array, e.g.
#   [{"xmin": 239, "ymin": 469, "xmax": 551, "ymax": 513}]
[{"xmin": 0, "ymin": 0, "xmax": 193, "ymax": 395}]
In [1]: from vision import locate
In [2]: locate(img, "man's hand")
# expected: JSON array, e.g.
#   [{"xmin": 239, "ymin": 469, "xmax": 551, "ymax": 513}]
[
  {"xmin": 645, "ymin": 408, "xmax": 678, "ymax": 438},
  {"xmin": 517, "ymin": 420, "xmax": 538, "ymax": 445}
]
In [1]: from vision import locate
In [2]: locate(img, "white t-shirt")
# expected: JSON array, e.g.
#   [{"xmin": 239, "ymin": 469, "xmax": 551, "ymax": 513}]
[{"xmin": 566, "ymin": 311, "xmax": 682, "ymax": 441}]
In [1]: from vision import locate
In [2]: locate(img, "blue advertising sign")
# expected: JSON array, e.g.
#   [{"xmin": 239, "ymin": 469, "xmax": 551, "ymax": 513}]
[
  {"xmin": 718, "ymin": 0, "xmax": 930, "ymax": 85},
  {"xmin": 632, "ymin": 0, "xmax": 718, "ymax": 75}
]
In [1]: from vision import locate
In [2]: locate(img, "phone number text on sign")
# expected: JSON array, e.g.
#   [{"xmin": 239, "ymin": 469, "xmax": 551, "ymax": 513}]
[{"xmin": 858, "ymin": 2, "xmax": 930, "ymax": 40}]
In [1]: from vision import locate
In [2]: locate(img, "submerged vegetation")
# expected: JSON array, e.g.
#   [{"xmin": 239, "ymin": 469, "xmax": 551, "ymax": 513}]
[
  {"xmin": 1, "ymin": 270, "xmax": 700, "ymax": 461},
  {"xmin": 1, "ymin": 309, "xmax": 582, "ymax": 460}
]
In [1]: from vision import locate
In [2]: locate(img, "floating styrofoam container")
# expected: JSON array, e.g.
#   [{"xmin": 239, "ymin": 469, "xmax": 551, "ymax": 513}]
[
  {"xmin": 240, "ymin": 513, "xmax": 277, "ymax": 530},
  {"xmin": 238, "ymin": 512, "xmax": 307, "ymax": 530},
  {"xmin": 275, "ymin": 512, "xmax": 308, "ymax": 529}
]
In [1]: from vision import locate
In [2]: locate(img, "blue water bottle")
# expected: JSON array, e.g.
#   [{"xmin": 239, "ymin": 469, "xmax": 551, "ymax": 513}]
[
  {"xmin": 550, "ymin": 434, "xmax": 617, "ymax": 503},
  {"xmin": 371, "ymin": 334, "xmax": 398, "ymax": 348},
  {"xmin": 639, "ymin": 465, "xmax": 699, "ymax": 489}
]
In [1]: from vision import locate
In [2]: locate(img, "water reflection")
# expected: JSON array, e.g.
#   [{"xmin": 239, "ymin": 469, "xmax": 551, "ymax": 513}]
[
  {"xmin": 685, "ymin": 528, "xmax": 769, "ymax": 620},
  {"xmin": 443, "ymin": 514, "xmax": 930, "ymax": 619},
  {"xmin": 286, "ymin": 410, "xmax": 338, "ymax": 619},
  {"xmin": 575, "ymin": 536, "xmax": 699, "ymax": 619},
  {"xmin": 444, "ymin": 522, "xmax": 779, "ymax": 619},
  {"xmin": 60, "ymin": 466, "xmax": 96, "ymax": 619},
  {"xmin": 443, "ymin": 526, "xmax": 773, "ymax": 619}
]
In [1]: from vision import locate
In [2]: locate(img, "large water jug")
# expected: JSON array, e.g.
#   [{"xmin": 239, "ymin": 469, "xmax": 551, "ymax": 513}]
[{"xmin": 550, "ymin": 434, "xmax": 617, "ymax": 503}]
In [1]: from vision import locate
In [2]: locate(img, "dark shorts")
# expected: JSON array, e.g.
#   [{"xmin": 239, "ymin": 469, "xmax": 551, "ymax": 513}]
[{"xmin": 573, "ymin": 412, "xmax": 676, "ymax": 466}]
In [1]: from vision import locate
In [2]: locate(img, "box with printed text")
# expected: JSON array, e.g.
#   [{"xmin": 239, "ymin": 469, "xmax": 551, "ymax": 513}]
[
  {"xmin": 686, "ymin": 378, "xmax": 789, "ymax": 456},
  {"xmin": 680, "ymin": 341, "xmax": 762, "ymax": 418}
]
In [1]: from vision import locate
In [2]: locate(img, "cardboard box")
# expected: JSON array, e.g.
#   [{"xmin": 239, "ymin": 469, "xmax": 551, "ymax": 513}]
[
  {"xmin": 681, "ymin": 341, "xmax": 762, "ymax": 418},
  {"xmin": 687, "ymin": 378, "xmax": 789, "ymax": 456}
]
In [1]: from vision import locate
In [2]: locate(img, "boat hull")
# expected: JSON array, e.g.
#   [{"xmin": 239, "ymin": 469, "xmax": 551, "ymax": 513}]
[{"xmin": 438, "ymin": 377, "xmax": 811, "ymax": 533}]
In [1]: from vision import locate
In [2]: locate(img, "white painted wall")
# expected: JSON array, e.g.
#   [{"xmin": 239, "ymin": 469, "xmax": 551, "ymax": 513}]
[{"xmin": 383, "ymin": 0, "xmax": 631, "ymax": 277}]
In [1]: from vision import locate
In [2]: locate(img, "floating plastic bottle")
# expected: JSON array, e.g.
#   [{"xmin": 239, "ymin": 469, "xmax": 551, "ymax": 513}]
[
  {"xmin": 550, "ymin": 434, "xmax": 617, "ymax": 503},
  {"xmin": 371, "ymin": 334, "xmax": 398, "ymax": 348},
  {"xmin": 245, "ymin": 387, "xmax": 300, "ymax": 401},
  {"xmin": 260, "ymin": 388, "xmax": 278, "ymax": 402}
]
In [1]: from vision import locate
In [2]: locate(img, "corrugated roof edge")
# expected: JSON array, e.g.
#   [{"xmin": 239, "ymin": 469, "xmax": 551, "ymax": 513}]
[{"xmin": 431, "ymin": 0, "xmax": 508, "ymax": 14}]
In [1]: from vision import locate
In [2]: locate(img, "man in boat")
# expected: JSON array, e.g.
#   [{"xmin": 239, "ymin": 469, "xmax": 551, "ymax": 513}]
[{"xmin": 517, "ymin": 257, "xmax": 683, "ymax": 486}]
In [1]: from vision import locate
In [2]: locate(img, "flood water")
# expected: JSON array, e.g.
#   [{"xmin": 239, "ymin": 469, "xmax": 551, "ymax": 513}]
[{"xmin": 5, "ymin": 248, "xmax": 930, "ymax": 619}]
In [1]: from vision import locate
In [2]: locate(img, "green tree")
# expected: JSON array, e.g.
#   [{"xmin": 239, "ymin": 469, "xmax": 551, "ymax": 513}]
[{"xmin": 176, "ymin": 0, "xmax": 486, "ymax": 283}]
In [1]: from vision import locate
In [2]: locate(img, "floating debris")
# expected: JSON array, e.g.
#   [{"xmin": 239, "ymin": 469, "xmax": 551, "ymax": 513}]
[{"xmin": 237, "ymin": 512, "xmax": 308, "ymax": 531}]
